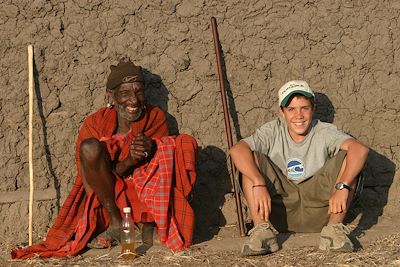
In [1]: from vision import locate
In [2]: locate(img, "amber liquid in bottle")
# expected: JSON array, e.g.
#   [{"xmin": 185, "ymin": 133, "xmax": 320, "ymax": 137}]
[
  {"xmin": 121, "ymin": 243, "xmax": 136, "ymax": 260},
  {"xmin": 120, "ymin": 207, "xmax": 136, "ymax": 260}
]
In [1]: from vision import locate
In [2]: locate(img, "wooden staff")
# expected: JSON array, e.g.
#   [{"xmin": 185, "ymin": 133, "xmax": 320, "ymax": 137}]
[
  {"xmin": 28, "ymin": 44, "xmax": 34, "ymax": 246},
  {"xmin": 211, "ymin": 17, "xmax": 245, "ymax": 237}
]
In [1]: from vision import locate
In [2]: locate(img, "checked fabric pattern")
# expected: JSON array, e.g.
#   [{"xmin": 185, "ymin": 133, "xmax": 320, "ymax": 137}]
[
  {"xmin": 130, "ymin": 136, "xmax": 186, "ymax": 252},
  {"xmin": 11, "ymin": 106, "xmax": 197, "ymax": 259}
]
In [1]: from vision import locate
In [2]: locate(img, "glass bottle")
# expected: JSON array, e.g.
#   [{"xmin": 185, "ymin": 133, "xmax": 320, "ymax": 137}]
[{"xmin": 120, "ymin": 207, "xmax": 136, "ymax": 260}]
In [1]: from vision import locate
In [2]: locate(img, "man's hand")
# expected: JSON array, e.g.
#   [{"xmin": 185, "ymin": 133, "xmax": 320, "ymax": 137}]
[
  {"xmin": 328, "ymin": 189, "xmax": 349, "ymax": 214},
  {"xmin": 252, "ymin": 186, "xmax": 272, "ymax": 221},
  {"xmin": 129, "ymin": 132, "xmax": 153, "ymax": 163}
]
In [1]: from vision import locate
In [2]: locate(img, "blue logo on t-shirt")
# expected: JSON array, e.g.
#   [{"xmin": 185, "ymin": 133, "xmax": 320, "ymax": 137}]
[{"xmin": 287, "ymin": 159, "xmax": 305, "ymax": 180}]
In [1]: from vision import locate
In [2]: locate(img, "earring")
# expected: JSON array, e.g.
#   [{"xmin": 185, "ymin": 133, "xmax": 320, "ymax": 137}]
[{"xmin": 106, "ymin": 96, "xmax": 113, "ymax": 108}]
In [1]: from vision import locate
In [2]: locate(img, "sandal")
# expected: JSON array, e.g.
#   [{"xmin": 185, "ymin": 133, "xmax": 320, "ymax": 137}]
[{"xmin": 87, "ymin": 228, "xmax": 120, "ymax": 249}]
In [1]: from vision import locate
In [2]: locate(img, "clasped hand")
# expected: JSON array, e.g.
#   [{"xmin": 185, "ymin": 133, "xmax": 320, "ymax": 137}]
[{"xmin": 129, "ymin": 132, "xmax": 153, "ymax": 164}]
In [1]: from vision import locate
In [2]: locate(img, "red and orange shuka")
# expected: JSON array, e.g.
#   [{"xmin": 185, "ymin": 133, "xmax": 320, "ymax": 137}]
[{"xmin": 12, "ymin": 105, "xmax": 198, "ymax": 259}]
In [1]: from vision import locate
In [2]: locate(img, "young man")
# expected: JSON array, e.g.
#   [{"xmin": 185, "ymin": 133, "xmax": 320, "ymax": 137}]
[{"xmin": 230, "ymin": 80, "xmax": 369, "ymax": 256}]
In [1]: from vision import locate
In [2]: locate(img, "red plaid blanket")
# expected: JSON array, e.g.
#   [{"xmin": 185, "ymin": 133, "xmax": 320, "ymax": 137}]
[
  {"xmin": 11, "ymin": 106, "xmax": 197, "ymax": 259},
  {"xmin": 129, "ymin": 134, "xmax": 197, "ymax": 251}
]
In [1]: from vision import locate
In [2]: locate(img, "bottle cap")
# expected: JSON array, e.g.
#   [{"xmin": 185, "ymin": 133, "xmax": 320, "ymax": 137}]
[{"xmin": 123, "ymin": 207, "xmax": 131, "ymax": 213}]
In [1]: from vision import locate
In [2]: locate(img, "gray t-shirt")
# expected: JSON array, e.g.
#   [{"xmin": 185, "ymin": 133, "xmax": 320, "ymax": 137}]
[{"xmin": 243, "ymin": 117, "xmax": 351, "ymax": 183}]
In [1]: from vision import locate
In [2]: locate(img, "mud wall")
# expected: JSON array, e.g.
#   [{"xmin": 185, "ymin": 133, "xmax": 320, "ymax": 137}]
[{"xmin": 0, "ymin": 0, "xmax": 399, "ymax": 243}]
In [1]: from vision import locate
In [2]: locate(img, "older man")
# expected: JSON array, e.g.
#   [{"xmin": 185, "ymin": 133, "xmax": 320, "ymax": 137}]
[{"xmin": 12, "ymin": 59, "xmax": 198, "ymax": 259}]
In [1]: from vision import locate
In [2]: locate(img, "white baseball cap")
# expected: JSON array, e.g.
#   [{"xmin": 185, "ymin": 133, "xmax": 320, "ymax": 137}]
[{"xmin": 278, "ymin": 80, "xmax": 315, "ymax": 107}]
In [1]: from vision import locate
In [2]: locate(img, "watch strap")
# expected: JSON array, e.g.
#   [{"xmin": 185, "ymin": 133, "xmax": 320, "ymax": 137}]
[{"xmin": 336, "ymin": 182, "xmax": 352, "ymax": 191}]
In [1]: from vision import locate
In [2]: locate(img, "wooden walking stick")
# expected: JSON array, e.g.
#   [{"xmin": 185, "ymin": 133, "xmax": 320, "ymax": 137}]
[
  {"xmin": 28, "ymin": 44, "xmax": 34, "ymax": 246},
  {"xmin": 211, "ymin": 17, "xmax": 246, "ymax": 237}
]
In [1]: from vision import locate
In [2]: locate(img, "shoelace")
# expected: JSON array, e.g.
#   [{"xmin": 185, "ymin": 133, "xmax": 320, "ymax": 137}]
[
  {"xmin": 332, "ymin": 223, "xmax": 351, "ymax": 235},
  {"xmin": 248, "ymin": 222, "xmax": 277, "ymax": 236}
]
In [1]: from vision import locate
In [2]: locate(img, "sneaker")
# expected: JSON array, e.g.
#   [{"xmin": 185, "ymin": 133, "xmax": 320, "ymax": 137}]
[
  {"xmin": 319, "ymin": 223, "xmax": 354, "ymax": 252},
  {"xmin": 241, "ymin": 222, "xmax": 279, "ymax": 256}
]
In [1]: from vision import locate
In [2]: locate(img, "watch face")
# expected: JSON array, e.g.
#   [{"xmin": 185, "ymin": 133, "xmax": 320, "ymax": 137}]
[{"xmin": 335, "ymin": 182, "xmax": 351, "ymax": 191}]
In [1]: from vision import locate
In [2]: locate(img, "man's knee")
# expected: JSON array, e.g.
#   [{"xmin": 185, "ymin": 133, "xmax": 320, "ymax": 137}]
[{"xmin": 80, "ymin": 137, "xmax": 104, "ymax": 163}]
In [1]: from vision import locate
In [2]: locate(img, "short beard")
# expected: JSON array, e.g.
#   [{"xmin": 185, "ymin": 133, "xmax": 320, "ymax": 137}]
[{"xmin": 117, "ymin": 104, "xmax": 144, "ymax": 122}]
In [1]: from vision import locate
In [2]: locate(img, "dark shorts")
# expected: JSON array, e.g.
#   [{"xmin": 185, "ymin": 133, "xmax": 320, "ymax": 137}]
[{"xmin": 254, "ymin": 150, "xmax": 347, "ymax": 233}]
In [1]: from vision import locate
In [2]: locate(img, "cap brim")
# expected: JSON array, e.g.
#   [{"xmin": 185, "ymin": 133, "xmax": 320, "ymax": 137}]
[{"xmin": 280, "ymin": 90, "xmax": 314, "ymax": 107}]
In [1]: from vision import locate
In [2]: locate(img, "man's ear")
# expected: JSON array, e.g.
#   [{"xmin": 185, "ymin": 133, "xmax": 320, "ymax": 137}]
[
  {"xmin": 312, "ymin": 103, "xmax": 317, "ymax": 112},
  {"xmin": 106, "ymin": 89, "xmax": 113, "ymax": 99},
  {"xmin": 278, "ymin": 105, "xmax": 284, "ymax": 117}
]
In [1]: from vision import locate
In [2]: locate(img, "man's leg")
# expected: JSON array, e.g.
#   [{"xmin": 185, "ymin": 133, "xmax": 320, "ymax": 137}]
[
  {"xmin": 79, "ymin": 137, "xmax": 122, "ymax": 245},
  {"xmin": 241, "ymin": 153, "xmax": 279, "ymax": 256},
  {"xmin": 243, "ymin": 173, "xmax": 268, "ymax": 225},
  {"xmin": 319, "ymin": 153, "xmax": 357, "ymax": 252}
]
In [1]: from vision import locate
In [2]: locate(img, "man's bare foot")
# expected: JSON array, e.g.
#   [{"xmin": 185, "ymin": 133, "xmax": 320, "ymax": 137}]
[{"xmin": 87, "ymin": 227, "xmax": 120, "ymax": 249}]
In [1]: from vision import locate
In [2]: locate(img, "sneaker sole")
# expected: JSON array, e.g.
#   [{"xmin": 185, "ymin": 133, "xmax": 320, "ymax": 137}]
[
  {"xmin": 319, "ymin": 236, "xmax": 354, "ymax": 252},
  {"xmin": 241, "ymin": 242, "xmax": 279, "ymax": 257}
]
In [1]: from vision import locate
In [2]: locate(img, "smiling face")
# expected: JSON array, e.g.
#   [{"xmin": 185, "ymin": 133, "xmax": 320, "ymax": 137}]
[
  {"xmin": 279, "ymin": 95, "xmax": 315, "ymax": 142},
  {"xmin": 109, "ymin": 82, "xmax": 145, "ymax": 124}
]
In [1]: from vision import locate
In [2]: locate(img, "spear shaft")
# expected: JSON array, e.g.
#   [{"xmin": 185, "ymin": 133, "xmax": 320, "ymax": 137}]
[{"xmin": 211, "ymin": 17, "xmax": 245, "ymax": 237}]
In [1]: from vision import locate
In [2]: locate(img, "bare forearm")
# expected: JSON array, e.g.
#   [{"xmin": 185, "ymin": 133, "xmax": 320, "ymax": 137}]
[
  {"xmin": 114, "ymin": 157, "xmax": 135, "ymax": 177},
  {"xmin": 229, "ymin": 140, "xmax": 265, "ymax": 185},
  {"xmin": 339, "ymin": 139, "xmax": 369, "ymax": 187}
]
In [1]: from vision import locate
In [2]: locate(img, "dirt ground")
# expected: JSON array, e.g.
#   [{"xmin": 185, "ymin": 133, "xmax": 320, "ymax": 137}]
[{"xmin": 2, "ymin": 215, "xmax": 399, "ymax": 267}]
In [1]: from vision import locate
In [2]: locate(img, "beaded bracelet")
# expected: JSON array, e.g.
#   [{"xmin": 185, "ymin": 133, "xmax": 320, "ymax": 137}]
[{"xmin": 252, "ymin": 184, "xmax": 267, "ymax": 188}]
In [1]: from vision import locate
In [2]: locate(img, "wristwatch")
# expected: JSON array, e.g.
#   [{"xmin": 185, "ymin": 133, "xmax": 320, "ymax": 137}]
[{"xmin": 335, "ymin": 182, "xmax": 352, "ymax": 191}]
